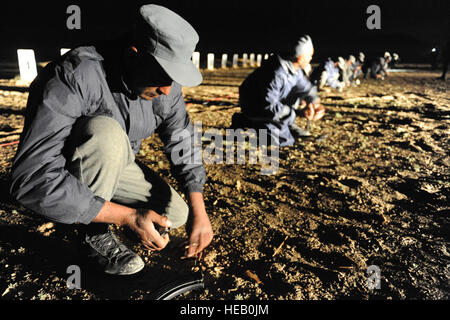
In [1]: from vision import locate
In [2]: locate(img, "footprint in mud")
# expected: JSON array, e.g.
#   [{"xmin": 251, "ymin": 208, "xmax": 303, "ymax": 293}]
[
  {"xmin": 388, "ymin": 118, "xmax": 413, "ymax": 125},
  {"xmin": 316, "ymin": 224, "xmax": 349, "ymax": 246},
  {"xmin": 275, "ymin": 183, "xmax": 297, "ymax": 195},
  {"xmin": 339, "ymin": 178, "xmax": 362, "ymax": 189},
  {"xmin": 334, "ymin": 225, "xmax": 377, "ymax": 251},
  {"xmin": 389, "ymin": 179, "xmax": 439, "ymax": 204},
  {"xmin": 387, "ymin": 141, "xmax": 421, "ymax": 153},
  {"xmin": 414, "ymin": 139, "xmax": 434, "ymax": 153},
  {"xmin": 420, "ymin": 104, "xmax": 450, "ymax": 121},
  {"xmin": 404, "ymin": 91, "xmax": 429, "ymax": 99},
  {"xmin": 257, "ymin": 228, "xmax": 288, "ymax": 256},
  {"xmin": 431, "ymin": 133, "xmax": 446, "ymax": 142},
  {"xmin": 307, "ymin": 250, "xmax": 356, "ymax": 271},
  {"xmin": 434, "ymin": 124, "xmax": 448, "ymax": 131},
  {"xmin": 222, "ymin": 238, "xmax": 297, "ymax": 298},
  {"xmin": 245, "ymin": 177, "xmax": 276, "ymax": 191},
  {"xmin": 363, "ymin": 131, "xmax": 383, "ymax": 137},
  {"xmin": 240, "ymin": 260, "xmax": 296, "ymax": 297},
  {"xmin": 289, "ymin": 240, "xmax": 356, "ymax": 283}
]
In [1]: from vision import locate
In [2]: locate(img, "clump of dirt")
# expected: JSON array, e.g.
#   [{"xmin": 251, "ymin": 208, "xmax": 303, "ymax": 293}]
[{"xmin": 0, "ymin": 69, "xmax": 449, "ymax": 300}]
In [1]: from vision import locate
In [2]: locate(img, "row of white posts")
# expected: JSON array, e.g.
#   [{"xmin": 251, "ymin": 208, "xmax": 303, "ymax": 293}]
[
  {"xmin": 16, "ymin": 49, "xmax": 271, "ymax": 83},
  {"xmin": 193, "ymin": 52, "xmax": 271, "ymax": 70}
]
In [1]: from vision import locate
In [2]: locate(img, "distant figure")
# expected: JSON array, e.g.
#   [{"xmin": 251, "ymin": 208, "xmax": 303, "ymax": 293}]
[
  {"xmin": 439, "ymin": 40, "xmax": 449, "ymax": 81},
  {"xmin": 310, "ymin": 57, "xmax": 345, "ymax": 91},
  {"xmin": 347, "ymin": 55, "xmax": 363, "ymax": 85},
  {"xmin": 340, "ymin": 56, "xmax": 354, "ymax": 87},
  {"xmin": 352, "ymin": 52, "xmax": 365, "ymax": 80},
  {"xmin": 364, "ymin": 52, "xmax": 392, "ymax": 80},
  {"xmin": 390, "ymin": 53, "xmax": 400, "ymax": 68},
  {"xmin": 431, "ymin": 46, "xmax": 439, "ymax": 69},
  {"xmin": 336, "ymin": 57, "xmax": 347, "ymax": 85},
  {"xmin": 233, "ymin": 35, "xmax": 325, "ymax": 146},
  {"xmin": 381, "ymin": 51, "xmax": 392, "ymax": 76}
]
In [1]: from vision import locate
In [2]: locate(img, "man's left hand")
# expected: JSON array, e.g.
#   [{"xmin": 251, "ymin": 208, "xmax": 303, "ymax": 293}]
[
  {"xmin": 304, "ymin": 103, "xmax": 325, "ymax": 121},
  {"xmin": 186, "ymin": 192, "xmax": 214, "ymax": 258},
  {"xmin": 312, "ymin": 104, "xmax": 325, "ymax": 121}
]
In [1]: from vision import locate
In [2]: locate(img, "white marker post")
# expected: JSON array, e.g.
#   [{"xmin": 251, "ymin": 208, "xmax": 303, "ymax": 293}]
[
  {"xmin": 17, "ymin": 49, "xmax": 38, "ymax": 83},
  {"xmin": 60, "ymin": 48, "xmax": 71, "ymax": 55},
  {"xmin": 207, "ymin": 53, "xmax": 214, "ymax": 70},
  {"xmin": 192, "ymin": 51, "xmax": 200, "ymax": 69},
  {"xmin": 242, "ymin": 53, "xmax": 248, "ymax": 67},
  {"xmin": 256, "ymin": 54, "xmax": 262, "ymax": 67},
  {"xmin": 249, "ymin": 53, "xmax": 255, "ymax": 67},
  {"xmin": 221, "ymin": 54, "xmax": 228, "ymax": 68},
  {"xmin": 232, "ymin": 54, "xmax": 238, "ymax": 68}
]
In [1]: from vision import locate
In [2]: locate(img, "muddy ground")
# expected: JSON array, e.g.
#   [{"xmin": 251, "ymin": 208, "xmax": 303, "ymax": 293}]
[{"xmin": 0, "ymin": 66, "xmax": 448, "ymax": 300}]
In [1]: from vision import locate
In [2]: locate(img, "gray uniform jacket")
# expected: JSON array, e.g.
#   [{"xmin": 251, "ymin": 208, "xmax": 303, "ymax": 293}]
[{"xmin": 10, "ymin": 46, "xmax": 206, "ymax": 225}]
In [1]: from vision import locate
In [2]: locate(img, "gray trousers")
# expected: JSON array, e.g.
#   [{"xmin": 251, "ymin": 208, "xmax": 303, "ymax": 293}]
[{"xmin": 65, "ymin": 116, "xmax": 189, "ymax": 232}]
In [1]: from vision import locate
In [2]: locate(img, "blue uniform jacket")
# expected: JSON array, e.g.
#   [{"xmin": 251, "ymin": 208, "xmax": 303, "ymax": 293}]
[
  {"xmin": 239, "ymin": 55, "xmax": 318, "ymax": 146},
  {"xmin": 324, "ymin": 59, "xmax": 341, "ymax": 88}
]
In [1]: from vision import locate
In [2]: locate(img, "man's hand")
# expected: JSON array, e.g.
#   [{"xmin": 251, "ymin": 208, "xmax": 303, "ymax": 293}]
[
  {"xmin": 186, "ymin": 192, "xmax": 214, "ymax": 257},
  {"xmin": 126, "ymin": 209, "xmax": 172, "ymax": 251},
  {"xmin": 304, "ymin": 103, "xmax": 325, "ymax": 121}
]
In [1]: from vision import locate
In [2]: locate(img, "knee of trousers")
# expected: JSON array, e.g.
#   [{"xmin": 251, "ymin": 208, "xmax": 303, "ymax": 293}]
[
  {"xmin": 70, "ymin": 116, "xmax": 133, "ymax": 169},
  {"xmin": 166, "ymin": 192, "xmax": 189, "ymax": 229}
]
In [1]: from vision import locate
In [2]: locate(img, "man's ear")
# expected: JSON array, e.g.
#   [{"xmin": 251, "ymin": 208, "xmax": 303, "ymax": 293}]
[
  {"xmin": 296, "ymin": 55, "xmax": 306, "ymax": 68},
  {"xmin": 123, "ymin": 46, "xmax": 139, "ymax": 59},
  {"xmin": 123, "ymin": 46, "xmax": 139, "ymax": 71}
]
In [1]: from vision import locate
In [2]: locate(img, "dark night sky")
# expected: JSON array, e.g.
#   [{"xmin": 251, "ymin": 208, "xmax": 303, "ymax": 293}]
[{"xmin": 0, "ymin": 0, "xmax": 449, "ymax": 65}]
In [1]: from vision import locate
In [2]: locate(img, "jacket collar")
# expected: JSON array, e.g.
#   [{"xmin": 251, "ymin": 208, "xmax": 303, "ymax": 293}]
[{"xmin": 277, "ymin": 55, "xmax": 298, "ymax": 75}]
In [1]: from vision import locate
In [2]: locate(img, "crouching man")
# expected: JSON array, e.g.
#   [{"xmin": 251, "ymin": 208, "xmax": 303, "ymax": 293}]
[
  {"xmin": 232, "ymin": 35, "xmax": 325, "ymax": 146},
  {"xmin": 10, "ymin": 5, "xmax": 213, "ymax": 275},
  {"xmin": 364, "ymin": 52, "xmax": 392, "ymax": 80},
  {"xmin": 310, "ymin": 57, "xmax": 345, "ymax": 92}
]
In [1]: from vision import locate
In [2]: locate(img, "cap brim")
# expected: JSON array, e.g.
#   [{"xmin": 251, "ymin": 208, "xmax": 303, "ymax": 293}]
[{"xmin": 154, "ymin": 56, "xmax": 202, "ymax": 87}]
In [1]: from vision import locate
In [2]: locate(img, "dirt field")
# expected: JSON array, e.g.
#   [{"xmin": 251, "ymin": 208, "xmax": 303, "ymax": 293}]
[{"xmin": 0, "ymin": 67, "xmax": 448, "ymax": 300}]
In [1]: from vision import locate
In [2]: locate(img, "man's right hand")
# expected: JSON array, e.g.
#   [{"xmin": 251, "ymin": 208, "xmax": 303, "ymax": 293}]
[
  {"xmin": 93, "ymin": 201, "xmax": 171, "ymax": 251},
  {"xmin": 304, "ymin": 103, "xmax": 325, "ymax": 121},
  {"xmin": 126, "ymin": 209, "xmax": 172, "ymax": 251}
]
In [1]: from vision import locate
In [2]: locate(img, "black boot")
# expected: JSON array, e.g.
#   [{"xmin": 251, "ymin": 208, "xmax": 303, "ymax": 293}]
[{"xmin": 83, "ymin": 224, "xmax": 144, "ymax": 275}]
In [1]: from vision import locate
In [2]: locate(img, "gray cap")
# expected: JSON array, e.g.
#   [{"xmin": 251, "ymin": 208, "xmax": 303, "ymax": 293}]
[
  {"xmin": 133, "ymin": 5, "xmax": 202, "ymax": 87},
  {"xmin": 337, "ymin": 56, "xmax": 346, "ymax": 69},
  {"xmin": 280, "ymin": 34, "xmax": 314, "ymax": 60},
  {"xmin": 295, "ymin": 35, "xmax": 314, "ymax": 56},
  {"xmin": 359, "ymin": 52, "xmax": 365, "ymax": 62}
]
